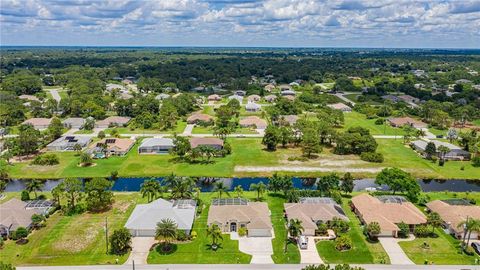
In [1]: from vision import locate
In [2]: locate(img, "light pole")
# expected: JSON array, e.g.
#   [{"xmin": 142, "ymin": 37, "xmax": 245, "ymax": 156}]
[{"xmin": 105, "ymin": 216, "xmax": 109, "ymax": 254}]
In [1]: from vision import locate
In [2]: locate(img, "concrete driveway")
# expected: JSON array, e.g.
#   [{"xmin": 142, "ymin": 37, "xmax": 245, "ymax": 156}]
[
  {"xmin": 379, "ymin": 236, "xmax": 414, "ymax": 265},
  {"xmin": 125, "ymin": 237, "xmax": 156, "ymax": 265},
  {"xmin": 300, "ymin": 237, "xmax": 323, "ymax": 264},
  {"xmin": 231, "ymin": 233, "xmax": 274, "ymax": 264}
]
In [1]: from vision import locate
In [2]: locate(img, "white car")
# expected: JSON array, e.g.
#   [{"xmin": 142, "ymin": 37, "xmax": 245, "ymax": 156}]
[{"xmin": 298, "ymin": 235, "xmax": 308, "ymax": 249}]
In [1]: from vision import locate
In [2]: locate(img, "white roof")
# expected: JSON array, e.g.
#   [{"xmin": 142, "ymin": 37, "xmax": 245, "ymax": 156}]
[
  {"xmin": 125, "ymin": 198, "xmax": 196, "ymax": 231},
  {"xmin": 245, "ymin": 102, "xmax": 261, "ymax": 110},
  {"xmin": 139, "ymin": 138, "xmax": 174, "ymax": 148}
]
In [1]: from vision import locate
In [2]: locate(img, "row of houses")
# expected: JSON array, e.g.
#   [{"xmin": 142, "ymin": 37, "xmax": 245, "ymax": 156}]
[{"xmin": 22, "ymin": 116, "xmax": 132, "ymax": 130}]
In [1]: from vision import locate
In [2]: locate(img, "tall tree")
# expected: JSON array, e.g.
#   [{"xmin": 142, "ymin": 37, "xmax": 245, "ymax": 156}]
[
  {"xmin": 249, "ymin": 182, "xmax": 267, "ymax": 201},
  {"xmin": 26, "ymin": 179, "xmax": 44, "ymax": 199},
  {"xmin": 140, "ymin": 178, "xmax": 162, "ymax": 202},
  {"xmin": 156, "ymin": 218, "xmax": 178, "ymax": 252},
  {"xmin": 340, "ymin": 172, "xmax": 354, "ymax": 194},
  {"xmin": 213, "ymin": 181, "xmax": 230, "ymax": 199},
  {"xmin": 85, "ymin": 178, "xmax": 114, "ymax": 212},
  {"xmin": 206, "ymin": 223, "xmax": 223, "ymax": 250}
]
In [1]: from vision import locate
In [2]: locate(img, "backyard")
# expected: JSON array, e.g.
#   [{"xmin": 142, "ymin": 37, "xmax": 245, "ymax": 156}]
[{"xmin": 342, "ymin": 112, "xmax": 406, "ymax": 136}]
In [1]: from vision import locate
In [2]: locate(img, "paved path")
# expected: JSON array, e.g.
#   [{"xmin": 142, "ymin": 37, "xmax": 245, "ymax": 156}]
[
  {"xmin": 17, "ymin": 264, "xmax": 478, "ymax": 270},
  {"xmin": 332, "ymin": 93, "xmax": 356, "ymax": 105},
  {"xmin": 125, "ymin": 237, "xmax": 156, "ymax": 265},
  {"xmin": 49, "ymin": 88, "xmax": 62, "ymax": 103},
  {"xmin": 379, "ymin": 236, "xmax": 415, "ymax": 265},
  {"xmin": 182, "ymin": 124, "xmax": 195, "ymax": 136},
  {"xmin": 299, "ymin": 237, "xmax": 323, "ymax": 264},
  {"xmin": 231, "ymin": 233, "xmax": 274, "ymax": 264}
]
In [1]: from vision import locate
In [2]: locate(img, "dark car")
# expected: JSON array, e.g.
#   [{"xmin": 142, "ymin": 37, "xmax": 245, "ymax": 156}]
[{"xmin": 471, "ymin": 242, "xmax": 480, "ymax": 255}]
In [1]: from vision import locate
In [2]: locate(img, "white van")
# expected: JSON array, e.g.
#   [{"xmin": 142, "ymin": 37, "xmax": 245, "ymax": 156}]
[{"xmin": 298, "ymin": 235, "xmax": 308, "ymax": 249}]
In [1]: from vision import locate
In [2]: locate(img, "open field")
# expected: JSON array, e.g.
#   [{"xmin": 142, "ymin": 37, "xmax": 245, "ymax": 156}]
[
  {"xmin": 6, "ymin": 138, "xmax": 479, "ymax": 179},
  {"xmin": 1, "ymin": 193, "xmax": 138, "ymax": 266},
  {"xmin": 104, "ymin": 121, "xmax": 186, "ymax": 135},
  {"xmin": 192, "ymin": 126, "xmax": 258, "ymax": 134},
  {"xmin": 316, "ymin": 198, "xmax": 389, "ymax": 264},
  {"xmin": 342, "ymin": 112, "xmax": 406, "ymax": 136},
  {"xmin": 147, "ymin": 192, "xmax": 251, "ymax": 264}
]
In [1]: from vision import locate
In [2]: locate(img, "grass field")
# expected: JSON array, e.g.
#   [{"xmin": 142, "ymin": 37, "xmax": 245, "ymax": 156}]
[
  {"xmin": 104, "ymin": 121, "xmax": 186, "ymax": 135},
  {"xmin": 147, "ymin": 192, "xmax": 251, "ymax": 264},
  {"xmin": 342, "ymin": 112, "xmax": 406, "ymax": 135},
  {"xmin": 1, "ymin": 193, "xmax": 138, "ymax": 266},
  {"xmin": 74, "ymin": 129, "xmax": 94, "ymax": 134},
  {"xmin": 316, "ymin": 198, "xmax": 389, "ymax": 264},
  {"xmin": 192, "ymin": 126, "xmax": 258, "ymax": 134}
]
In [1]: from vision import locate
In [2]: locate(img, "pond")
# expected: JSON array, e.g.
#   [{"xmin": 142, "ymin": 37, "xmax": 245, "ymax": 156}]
[{"xmin": 4, "ymin": 177, "xmax": 480, "ymax": 193}]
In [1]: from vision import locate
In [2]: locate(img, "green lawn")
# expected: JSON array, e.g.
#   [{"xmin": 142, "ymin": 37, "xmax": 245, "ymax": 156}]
[
  {"xmin": 147, "ymin": 192, "xmax": 251, "ymax": 264},
  {"xmin": 268, "ymin": 194, "xmax": 301, "ymax": 264},
  {"xmin": 342, "ymin": 112, "xmax": 406, "ymax": 136},
  {"xmin": 104, "ymin": 121, "xmax": 186, "ymax": 135},
  {"xmin": 192, "ymin": 126, "xmax": 258, "ymax": 134},
  {"xmin": 1, "ymin": 193, "xmax": 138, "ymax": 266},
  {"xmin": 316, "ymin": 199, "xmax": 389, "ymax": 264},
  {"xmin": 74, "ymin": 129, "xmax": 94, "ymax": 134},
  {"xmin": 201, "ymin": 106, "xmax": 216, "ymax": 116},
  {"xmin": 474, "ymin": 119, "xmax": 480, "ymax": 126}
]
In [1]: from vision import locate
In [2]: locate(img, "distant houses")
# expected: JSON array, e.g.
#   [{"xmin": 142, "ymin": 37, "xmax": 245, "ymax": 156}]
[
  {"xmin": 228, "ymin": 94, "xmax": 243, "ymax": 103},
  {"xmin": 264, "ymin": 94, "xmax": 277, "ymax": 103},
  {"xmin": 155, "ymin": 93, "xmax": 171, "ymax": 100},
  {"xmin": 410, "ymin": 140, "xmax": 471, "ymax": 160},
  {"xmin": 207, "ymin": 198, "xmax": 272, "ymax": 237},
  {"xmin": 62, "ymin": 117, "xmax": 86, "ymax": 129},
  {"xmin": 47, "ymin": 136, "xmax": 91, "ymax": 151},
  {"xmin": 426, "ymin": 200, "xmax": 480, "ymax": 239},
  {"xmin": 388, "ymin": 117, "xmax": 427, "ymax": 129},
  {"xmin": 187, "ymin": 113, "xmax": 214, "ymax": 125},
  {"xmin": 22, "ymin": 118, "xmax": 52, "ymax": 130},
  {"xmin": 284, "ymin": 197, "xmax": 349, "ymax": 236},
  {"xmin": 125, "ymin": 198, "xmax": 197, "ymax": 237},
  {"xmin": 19, "ymin": 95, "xmax": 40, "ymax": 102},
  {"xmin": 239, "ymin": 116, "xmax": 267, "ymax": 129},
  {"xmin": 190, "ymin": 137, "xmax": 224, "ymax": 150},
  {"xmin": 138, "ymin": 138, "xmax": 174, "ymax": 154},
  {"xmin": 351, "ymin": 194, "xmax": 426, "ymax": 238},
  {"xmin": 245, "ymin": 101, "xmax": 261, "ymax": 112},
  {"xmin": 95, "ymin": 116, "xmax": 131, "ymax": 128},
  {"xmin": 247, "ymin": 95, "xmax": 261, "ymax": 102},
  {"xmin": 278, "ymin": 115, "xmax": 299, "ymax": 126},
  {"xmin": 207, "ymin": 94, "xmax": 221, "ymax": 101},
  {"xmin": 327, "ymin": 103, "xmax": 352, "ymax": 112}
]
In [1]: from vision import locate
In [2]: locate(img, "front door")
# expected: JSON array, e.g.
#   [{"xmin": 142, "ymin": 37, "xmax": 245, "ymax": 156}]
[{"xmin": 230, "ymin": 222, "xmax": 237, "ymax": 232}]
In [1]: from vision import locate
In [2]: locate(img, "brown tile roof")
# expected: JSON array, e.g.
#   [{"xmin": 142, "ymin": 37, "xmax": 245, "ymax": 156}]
[
  {"xmin": 208, "ymin": 202, "xmax": 272, "ymax": 230},
  {"xmin": 388, "ymin": 117, "xmax": 427, "ymax": 128},
  {"xmin": 248, "ymin": 95, "xmax": 261, "ymax": 102},
  {"xmin": 327, "ymin": 103, "xmax": 351, "ymax": 111},
  {"xmin": 208, "ymin": 94, "xmax": 221, "ymax": 101},
  {"xmin": 0, "ymin": 198, "xmax": 38, "ymax": 231},
  {"xmin": 95, "ymin": 116, "xmax": 131, "ymax": 126},
  {"xmin": 93, "ymin": 138, "xmax": 135, "ymax": 152},
  {"xmin": 279, "ymin": 115, "xmax": 299, "ymax": 125},
  {"xmin": 426, "ymin": 200, "xmax": 480, "ymax": 235},
  {"xmin": 22, "ymin": 118, "xmax": 52, "ymax": 127},
  {"xmin": 189, "ymin": 137, "xmax": 224, "ymax": 148},
  {"xmin": 239, "ymin": 116, "xmax": 267, "ymax": 129},
  {"xmin": 352, "ymin": 194, "xmax": 426, "ymax": 232},
  {"xmin": 284, "ymin": 202, "xmax": 349, "ymax": 230},
  {"xmin": 187, "ymin": 113, "xmax": 213, "ymax": 123}
]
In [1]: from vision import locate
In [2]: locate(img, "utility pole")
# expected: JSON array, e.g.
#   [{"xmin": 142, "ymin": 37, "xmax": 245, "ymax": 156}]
[
  {"xmin": 105, "ymin": 216, "xmax": 109, "ymax": 254},
  {"xmin": 132, "ymin": 260, "xmax": 135, "ymax": 270}
]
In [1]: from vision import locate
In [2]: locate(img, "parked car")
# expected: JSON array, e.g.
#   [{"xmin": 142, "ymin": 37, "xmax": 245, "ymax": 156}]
[
  {"xmin": 471, "ymin": 242, "xmax": 480, "ymax": 255},
  {"xmin": 298, "ymin": 235, "xmax": 308, "ymax": 249}
]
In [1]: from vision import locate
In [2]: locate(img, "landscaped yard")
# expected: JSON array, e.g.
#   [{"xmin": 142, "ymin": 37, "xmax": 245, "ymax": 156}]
[
  {"xmin": 316, "ymin": 199, "xmax": 389, "ymax": 264},
  {"xmin": 104, "ymin": 120, "xmax": 187, "ymax": 135},
  {"xmin": 1, "ymin": 193, "xmax": 138, "ymax": 266},
  {"xmin": 147, "ymin": 192, "xmax": 251, "ymax": 264},
  {"xmin": 192, "ymin": 126, "xmax": 258, "ymax": 134},
  {"xmin": 74, "ymin": 129, "xmax": 94, "ymax": 134},
  {"xmin": 342, "ymin": 112, "xmax": 406, "ymax": 136}
]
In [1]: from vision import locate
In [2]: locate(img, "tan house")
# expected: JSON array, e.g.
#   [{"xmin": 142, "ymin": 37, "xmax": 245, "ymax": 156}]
[
  {"xmin": 95, "ymin": 116, "xmax": 131, "ymax": 128},
  {"xmin": 426, "ymin": 200, "xmax": 480, "ymax": 239},
  {"xmin": 189, "ymin": 137, "xmax": 224, "ymax": 150},
  {"xmin": 239, "ymin": 116, "xmax": 267, "ymax": 129},
  {"xmin": 247, "ymin": 95, "xmax": 261, "ymax": 102},
  {"xmin": 0, "ymin": 198, "xmax": 53, "ymax": 237},
  {"xmin": 22, "ymin": 118, "xmax": 52, "ymax": 130},
  {"xmin": 279, "ymin": 115, "xmax": 299, "ymax": 126},
  {"xmin": 264, "ymin": 84, "xmax": 275, "ymax": 92},
  {"xmin": 187, "ymin": 113, "xmax": 214, "ymax": 124},
  {"xmin": 327, "ymin": 103, "xmax": 352, "ymax": 112},
  {"xmin": 89, "ymin": 138, "xmax": 135, "ymax": 157},
  {"xmin": 388, "ymin": 117, "xmax": 427, "ymax": 129},
  {"xmin": 208, "ymin": 94, "xmax": 221, "ymax": 101},
  {"xmin": 284, "ymin": 197, "xmax": 349, "ymax": 236},
  {"xmin": 207, "ymin": 198, "xmax": 272, "ymax": 237},
  {"xmin": 351, "ymin": 194, "xmax": 426, "ymax": 237},
  {"xmin": 264, "ymin": 95, "xmax": 277, "ymax": 103},
  {"xmin": 19, "ymin": 95, "xmax": 40, "ymax": 102}
]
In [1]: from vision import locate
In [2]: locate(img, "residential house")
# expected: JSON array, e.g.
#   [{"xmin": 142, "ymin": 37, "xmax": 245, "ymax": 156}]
[
  {"xmin": 426, "ymin": 200, "xmax": 480, "ymax": 239},
  {"xmin": 207, "ymin": 198, "xmax": 273, "ymax": 237},
  {"xmin": 351, "ymin": 194, "xmax": 426, "ymax": 237},
  {"xmin": 398, "ymin": 95, "xmax": 420, "ymax": 104},
  {"xmin": 245, "ymin": 102, "xmax": 261, "ymax": 112},
  {"xmin": 284, "ymin": 197, "xmax": 349, "ymax": 236},
  {"xmin": 281, "ymin": 90, "xmax": 296, "ymax": 96},
  {"xmin": 189, "ymin": 137, "xmax": 224, "ymax": 150},
  {"xmin": 264, "ymin": 95, "xmax": 277, "ymax": 103},
  {"xmin": 382, "ymin": 95, "xmax": 400, "ymax": 103},
  {"xmin": 95, "ymin": 116, "xmax": 131, "ymax": 128},
  {"xmin": 138, "ymin": 138, "xmax": 174, "ymax": 154},
  {"xmin": 47, "ymin": 136, "xmax": 91, "ymax": 151},
  {"xmin": 187, "ymin": 113, "xmax": 214, "ymax": 124},
  {"xmin": 89, "ymin": 138, "xmax": 135, "ymax": 157},
  {"xmin": 410, "ymin": 140, "xmax": 471, "ymax": 161},
  {"xmin": 388, "ymin": 117, "xmax": 427, "ymax": 129},
  {"xmin": 228, "ymin": 94, "xmax": 243, "ymax": 103},
  {"xmin": 18, "ymin": 95, "xmax": 40, "ymax": 102},
  {"xmin": 62, "ymin": 117, "xmax": 85, "ymax": 129},
  {"xmin": 279, "ymin": 84, "xmax": 293, "ymax": 91},
  {"xmin": 22, "ymin": 118, "xmax": 52, "ymax": 130},
  {"xmin": 279, "ymin": 115, "xmax": 299, "ymax": 126},
  {"xmin": 239, "ymin": 116, "xmax": 267, "ymax": 129},
  {"xmin": 0, "ymin": 198, "xmax": 53, "ymax": 237},
  {"xmin": 327, "ymin": 103, "xmax": 352, "ymax": 112},
  {"xmin": 208, "ymin": 94, "xmax": 221, "ymax": 101},
  {"xmin": 119, "ymin": 92, "xmax": 133, "ymax": 100},
  {"xmin": 155, "ymin": 93, "xmax": 171, "ymax": 100},
  {"xmin": 264, "ymin": 84, "xmax": 275, "ymax": 92},
  {"xmin": 247, "ymin": 95, "xmax": 261, "ymax": 102},
  {"xmin": 125, "ymin": 198, "xmax": 196, "ymax": 237},
  {"xmin": 106, "ymin": 83, "xmax": 126, "ymax": 92},
  {"xmin": 283, "ymin": 95, "xmax": 295, "ymax": 101},
  {"xmin": 455, "ymin": 79, "xmax": 472, "ymax": 84},
  {"xmin": 234, "ymin": 90, "xmax": 246, "ymax": 96}
]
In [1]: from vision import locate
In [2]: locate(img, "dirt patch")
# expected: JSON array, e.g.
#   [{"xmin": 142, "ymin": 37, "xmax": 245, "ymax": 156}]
[
  {"xmin": 53, "ymin": 214, "xmax": 102, "ymax": 252},
  {"xmin": 113, "ymin": 199, "xmax": 133, "ymax": 214}
]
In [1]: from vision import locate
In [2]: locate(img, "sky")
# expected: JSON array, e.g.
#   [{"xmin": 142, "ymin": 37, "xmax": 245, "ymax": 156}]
[{"xmin": 1, "ymin": 0, "xmax": 479, "ymax": 48}]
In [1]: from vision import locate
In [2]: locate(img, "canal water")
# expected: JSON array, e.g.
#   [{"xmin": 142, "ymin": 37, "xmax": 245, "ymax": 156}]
[{"xmin": 4, "ymin": 177, "xmax": 480, "ymax": 193}]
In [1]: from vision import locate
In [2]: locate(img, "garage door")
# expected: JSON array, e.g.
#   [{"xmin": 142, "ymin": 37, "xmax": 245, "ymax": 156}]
[
  {"xmin": 133, "ymin": 229, "xmax": 156, "ymax": 237},
  {"xmin": 248, "ymin": 229, "xmax": 272, "ymax": 237}
]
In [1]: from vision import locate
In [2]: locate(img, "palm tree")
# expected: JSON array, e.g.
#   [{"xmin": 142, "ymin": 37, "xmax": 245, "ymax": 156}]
[
  {"xmin": 140, "ymin": 179, "xmax": 161, "ymax": 202},
  {"xmin": 171, "ymin": 177, "xmax": 195, "ymax": 199},
  {"xmin": 155, "ymin": 218, "xmax": 178, "ymax": 252},
  {"xmin": 249, "ymin": 181, "xmax": 267, "ymax": 201},
  {"xmin": 437, "ymin": 145, "xmax": 450, "ymax": 163},
  {"xmin": 26, "ymin": 179, "xmax": 44, "ymax": 199},
  {"xmin": 288, "ymin": 219, "xmax": 304, "ymax": 239},
  {"xmin": 213, "ymin": 181, "xmax": 230, "ymax": 199},
  {"xmin": 206, "ymin": 224, "xmax": 223, "ymax": 250},
  {"xmin": 458, "ymin": 218, "xmax": 480, "ymax": 250},
  {"xmin": 427, "ymin": 212, "xmax": 442, "ymax": 235},
  {"xmin": 234, "ymin": 185, "xmax": 243, "ymax": 198}
]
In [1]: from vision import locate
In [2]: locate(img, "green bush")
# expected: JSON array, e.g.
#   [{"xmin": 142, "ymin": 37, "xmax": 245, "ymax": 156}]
[
  {"xmin": 328, "ymin": 217, "xmax": 349, "ymax": 234},
  {"xmin": 109, "ymin": 228, "xmax": 132, "ymax": 255},
  {"xmin": 335, "ymin": 235, "xmax": 352, "ymax": 251},
  {"xmin": 360, "ymin": 152, "xmax": 384, "ymax": 163},
  {"xmin": 414, "ymin": 225, "xmax": 430, "ymax": 237},
  {"xmin": 238, "ymin": 227, "xmax": 247, "ymax": 237},
  {"xmin": 31, "ymin": 154, "xmax": 59, "ymax": 166},
  {"xmin": 0, "ymin": 237, "xmax": 4, "ymax": 249},
  {"xmin": 176, "ymin": 230, "xmax": 188, "ymax": 241},
  {"xmin": 397, "ymin": 222, "xmax": 410, "ymax": 238},
  {"xmin": 374, "ymin": 118, "xmax": 384, "ymax": 125},
  {"xmin": 11, "ymin": 227, "xmax": 28, "ymax": 240},
  {"xmin": 190, "ymin": 230, "xmax": 197, "ymax": 240},
  {"xmin": 0, "ymin": 262, "xmax": 15, "ymax": 270},
  {"xmin": 472, "ymin": 156, "xmax": 480, "ymax": 167},
  {"xmin": 21, "ymin": 190, "xmax": 30, "ymax": 201},
  {"xmin": 316, "ymin": 223, "xmax": 328, "ymax": 236}
]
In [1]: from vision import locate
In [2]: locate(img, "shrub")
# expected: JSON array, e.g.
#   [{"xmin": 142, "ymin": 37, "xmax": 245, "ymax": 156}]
[
  {"xmin": 465, "ymin": 245, "xmax": 475, "ymax": 256},
  {"xmin": 360, "ymin": 152, "xmax": 384, "ymax": 163},
  {"xmin": 397, "ymin": 222, "xmax": 410, "ymax": 238},
  {"xmin": 21, "ymin": 190, "xmax": 30, "ymax": 201},
  {"xmin": 0, "ymin": 237, "xmax": 4, "ymax": 249},
  {"xmin": 109, "ymin": 228, "xmax": 132, "ymax": 255},
  {"xmin": 472, "ymin": 156, "xmax": 480, "ymax": 167},
  {"xmin": 414, "ymin": 225, "xmax": 430, "ymax": 237},
  {"xmin": 0, "ymin": 262, "xmax": 15, "ymax": 270},
  {"xmin": 31, "ymin": 154, "xmax": 59, "ymax": 166},
  {"xmin": 335, "ymin": 235, "xmax": 352, "ymax": 251},
  {"xmin": 238, "ymin": 227, "xmax": 247, "ymax": 237},
  {"xmin": 176, "ymin": 230, "xmax": 188, "ymax": 241},
  {"xmin": 316, "ymin": 223, "xmax": 328, "ymax": 236},
  {"xmin": 190, "ymin": 231, "xmax": 197, "ymax": 240},
  {"xmin": 374, "ymin": 118, "xmax": 384, "ymax": 125},
  {"xmin": 328, "ymin": 217, "xmax": 349, "ymax": 234},
  {"xmin": 366, "ymin": 222, "xmax": 381, "ymax": 240},
  {"xmin": 11, "ymin": 227, "xmax": 28, "ymax": 240}
]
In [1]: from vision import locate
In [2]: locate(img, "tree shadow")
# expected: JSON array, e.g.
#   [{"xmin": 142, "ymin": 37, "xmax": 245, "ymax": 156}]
[{"xmin": 155, "ymin": 243, "xmax": 178, "ymax": 255}]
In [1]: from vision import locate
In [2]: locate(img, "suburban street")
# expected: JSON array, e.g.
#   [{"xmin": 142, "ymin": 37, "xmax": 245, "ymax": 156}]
[{"xmin": 17, "ymin": 264, "xmax": 480, "ymax": 270}]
